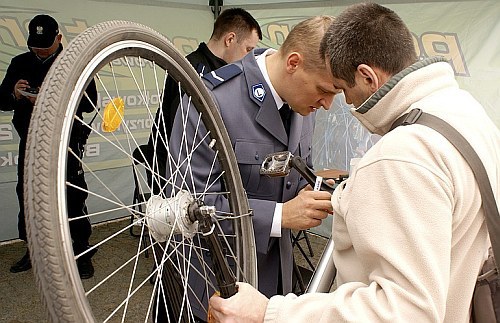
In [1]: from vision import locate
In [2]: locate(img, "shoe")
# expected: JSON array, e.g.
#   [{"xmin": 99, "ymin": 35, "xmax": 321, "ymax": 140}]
[
  {"xmin": 10, "ymin": 250, "xmax": 32, "ymax": 273},
  {"xmin": 77, "ymin": 257, "xmax": 94, "ymax": 279}
]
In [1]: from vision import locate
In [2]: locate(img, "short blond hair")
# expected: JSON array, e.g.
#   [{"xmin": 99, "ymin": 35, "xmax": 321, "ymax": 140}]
[{"xmin": 279, "ymin": 15, "xmax": 335, "ymax": 71}]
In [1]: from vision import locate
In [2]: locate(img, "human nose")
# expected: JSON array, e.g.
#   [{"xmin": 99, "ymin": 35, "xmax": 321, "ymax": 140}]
[{"xmin": 319, "ymin": 95, "xmax": 334, "ymax": 111}]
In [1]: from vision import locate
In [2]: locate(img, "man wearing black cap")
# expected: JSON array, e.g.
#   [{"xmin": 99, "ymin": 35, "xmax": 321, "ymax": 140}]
[{"xmin": 0, "ymin": 14, "xmax": 98, "ymax": 279}]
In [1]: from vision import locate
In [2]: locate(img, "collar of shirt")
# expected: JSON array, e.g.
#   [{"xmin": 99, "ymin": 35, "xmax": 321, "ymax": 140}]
[
  {"xmin": 256, "ymin": 48, "xmax": 284, "ymax": 111},
  {"xmin": 197, "ymin": 42, "xmax": 227, "ymax": 71},
  {"xmin": 32, "ymin": 43, "xmax": 62, "ymax": 64}
]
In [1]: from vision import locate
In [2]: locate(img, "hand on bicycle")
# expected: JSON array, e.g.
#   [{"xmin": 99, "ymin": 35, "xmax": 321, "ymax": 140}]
[
  {"xmin": 282, "ymin": 187, "xmax": 333, "ymax": 230},
  {"xmin": 209, "ymin": 282, "xmax": 268, "ymax": 323}
]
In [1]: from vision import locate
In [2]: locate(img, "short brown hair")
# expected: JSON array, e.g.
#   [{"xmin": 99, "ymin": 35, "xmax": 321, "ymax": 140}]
[
  {"xmin": 211, "ymin": 8, "xmax": 262, "ymax": 42},
  {"xmin": 279, "ymin": 15, "xmax": 335, "ymax": 72},
  {"xmin": 320, "ymin": 2, "xmax": 417, "ymax": 87}
]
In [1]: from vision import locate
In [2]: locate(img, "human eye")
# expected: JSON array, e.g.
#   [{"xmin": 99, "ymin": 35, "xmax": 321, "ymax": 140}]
[
  {"xmin": 333, "ymin": 87, "xmax": 343, "ymax": 95},
  {"xmin": 332, "ymin": 82, "xmax": 344, "ymax": 93}
]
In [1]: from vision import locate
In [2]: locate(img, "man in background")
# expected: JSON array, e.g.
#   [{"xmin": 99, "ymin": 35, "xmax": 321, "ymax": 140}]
[
  {"xmin": 146, "ymin": 8, "xmax": 262, "ymax": 193},
  {"xmin": 0, "ymin": 14, "xmax": 98, "ymax": 279},
  {"xmin": 151, "ymin": 8, "xmax": 261, "ymax": 321}
]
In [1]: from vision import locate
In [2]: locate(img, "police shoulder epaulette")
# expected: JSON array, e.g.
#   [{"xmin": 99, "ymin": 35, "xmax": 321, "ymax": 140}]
[
  {"xmin": 254, "ymin": 48, "xmax": 267, "ymax": 55},
  {"xmin": 202, "ymin": 64, "xmax": 242, "ymax": 89}
]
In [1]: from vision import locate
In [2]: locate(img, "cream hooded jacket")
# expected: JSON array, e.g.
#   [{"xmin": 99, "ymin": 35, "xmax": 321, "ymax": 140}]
[{"xmin": 265, "ymin": 58, "xmax": 500, "ymax": 322}]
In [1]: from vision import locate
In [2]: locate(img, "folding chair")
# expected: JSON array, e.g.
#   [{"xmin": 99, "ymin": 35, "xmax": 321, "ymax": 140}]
[
  {"xmin": 293, "ymin": 230, "xmax": 315, "ymax": 264},
  {"xmin": 292, "ymin": 230, "xmax": 315, "ymax": 294}
]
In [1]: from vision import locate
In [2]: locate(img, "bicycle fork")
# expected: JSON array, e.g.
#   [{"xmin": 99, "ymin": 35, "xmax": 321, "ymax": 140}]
[{"xmin": 187, "ymin": 201, "xmax": 238, "ymax": 298}]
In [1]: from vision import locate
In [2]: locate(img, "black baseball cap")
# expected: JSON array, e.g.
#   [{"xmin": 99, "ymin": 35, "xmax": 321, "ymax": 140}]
[{"xmin": 27, "ymin": 14, "xmax": 59, "ymax": 48}]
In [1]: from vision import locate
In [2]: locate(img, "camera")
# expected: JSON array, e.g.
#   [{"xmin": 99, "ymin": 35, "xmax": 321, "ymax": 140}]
[
  {"xmin": 25, "ymin": 87, "xmax": 39, "ymax": 94},
  {"xmin": 17, "ymin": 87, "xmax": 39, "ymax": 98}
]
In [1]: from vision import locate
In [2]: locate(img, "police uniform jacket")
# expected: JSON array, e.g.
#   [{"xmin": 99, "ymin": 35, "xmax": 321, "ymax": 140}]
[{"xmin": 170, "ymin": 48, "xmax": 315, "ymax": 298}]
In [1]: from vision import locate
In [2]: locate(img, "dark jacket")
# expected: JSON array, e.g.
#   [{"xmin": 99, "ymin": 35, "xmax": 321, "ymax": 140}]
[
  {"xmin": 0, "ymin": 44, "xmax": 97, "ymax": 176},
  {"xmin": 0, "ymin": 44, "xmax": 96, "ymax": 141},
  {"xmin": 0, "ymin": 45, "xmax": 63, "ymax": 139},
  {"xmin": 186, "ymin": 42, "xmax": 227, "ymax": 74}
]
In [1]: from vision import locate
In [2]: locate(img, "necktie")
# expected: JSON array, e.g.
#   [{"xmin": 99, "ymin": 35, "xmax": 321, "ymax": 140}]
[{"xmin": 279, "ymin": 104, "xmax": 292, "ymax": 136}]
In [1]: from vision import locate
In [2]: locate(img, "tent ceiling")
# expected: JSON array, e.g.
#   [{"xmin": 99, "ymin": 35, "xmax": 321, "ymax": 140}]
[{"xmin": 95, "ymin": 0, "xmax": 484, "ymax": 11}]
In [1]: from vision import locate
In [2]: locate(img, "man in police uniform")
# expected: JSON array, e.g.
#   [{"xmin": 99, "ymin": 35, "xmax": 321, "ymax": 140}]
[
  {"xmin": 0, "ymin": 14, "xmax": 98, "ymax": 278},
  {"xmin": 169, "ymin": 15, "xmax": 338, "ymax": 308}
]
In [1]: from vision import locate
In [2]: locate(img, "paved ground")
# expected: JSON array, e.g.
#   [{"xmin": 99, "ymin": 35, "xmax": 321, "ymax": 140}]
[
  {"xmin": 0, "ymin": 239, "xmax": 44, "ymax": 323},
  {"xmin": 0, "ymin": 218, "xmax": 329, "ymax": 322}
]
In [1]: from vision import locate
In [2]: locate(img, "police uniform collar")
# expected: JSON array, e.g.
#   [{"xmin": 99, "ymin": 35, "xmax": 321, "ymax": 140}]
[
  {"xmin": 253, "ymin": 47, "xmax": 267, "ymax": 56},
  {"xmin": 255, "ymin": 48, "xmax": 282, "ymax": 109},
  {"xmin": 242, "ymin": 49, "xmax": 290, "ymax": 145}
]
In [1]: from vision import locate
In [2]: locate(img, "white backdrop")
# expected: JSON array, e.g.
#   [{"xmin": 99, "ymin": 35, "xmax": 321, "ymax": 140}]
[{"xmin": 0, "ymin": 0, "xmax": 498, "ymax": 241}]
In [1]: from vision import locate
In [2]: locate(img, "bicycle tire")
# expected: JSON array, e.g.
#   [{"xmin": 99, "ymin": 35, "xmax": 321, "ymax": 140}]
[{"xmin": 24, "ymin": 20, "xmax": 257, "ymax": 322}]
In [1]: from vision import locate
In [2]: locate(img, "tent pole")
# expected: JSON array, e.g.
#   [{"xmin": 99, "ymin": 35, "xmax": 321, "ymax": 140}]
[{"xmin": 210, "ymin": 0, "xmax": 223, "ymax": 20}]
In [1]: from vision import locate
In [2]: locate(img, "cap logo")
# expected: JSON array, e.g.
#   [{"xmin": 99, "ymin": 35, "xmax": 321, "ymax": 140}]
[
  {"xmin": 36, "ymin": 26, "xmax": 44, "ymax": 35},
  {"xmin": 252, "ymin": 83, "xmax": 266, "ymax": 102}
]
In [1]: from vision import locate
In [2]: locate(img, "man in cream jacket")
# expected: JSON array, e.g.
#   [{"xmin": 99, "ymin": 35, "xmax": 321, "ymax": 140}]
[{"xmin": 209, "ymin": 3, "xmax": 500, "ymax": 322}]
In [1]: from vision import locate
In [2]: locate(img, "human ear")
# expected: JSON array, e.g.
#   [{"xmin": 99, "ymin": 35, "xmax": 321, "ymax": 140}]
[
  {"xmin": 224, "ymin": 32, "xmax": 236, "ymax": 47},
  {"xmin": 357, "ymin": 64, "xmax": 379, "ymax": 91},
  {"xmin": 286, "ymin": 52, "xmax": 302, "ymax": 74}
]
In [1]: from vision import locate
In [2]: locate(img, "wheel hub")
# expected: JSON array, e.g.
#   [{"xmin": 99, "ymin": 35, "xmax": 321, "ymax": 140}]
[{"xmin": 145, "ymin": 190, "xmax": 198, "ymax": 241}]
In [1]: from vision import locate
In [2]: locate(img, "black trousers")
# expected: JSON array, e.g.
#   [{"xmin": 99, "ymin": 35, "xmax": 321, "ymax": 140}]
[{"xmin": 16, "ymin": 138, "xmax": 91, "ymax": 252}]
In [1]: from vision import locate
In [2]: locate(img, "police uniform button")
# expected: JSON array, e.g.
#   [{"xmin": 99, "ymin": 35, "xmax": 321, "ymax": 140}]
[{"xmin": 286, "ymin": 181, "xmax": 292, "ymax": 189}]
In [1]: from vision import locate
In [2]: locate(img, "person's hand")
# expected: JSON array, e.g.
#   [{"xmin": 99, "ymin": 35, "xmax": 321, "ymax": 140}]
[
  {"xmin": 282, "ymin": 187, "xmax": 332, "ymax": 230},
  {"xmin": 13, "ymin": 79, "xmax": 30, "ymax": 100},
  {"xmin": 208, "ymin": 282, "xmax": 268, "ymax": 323}
]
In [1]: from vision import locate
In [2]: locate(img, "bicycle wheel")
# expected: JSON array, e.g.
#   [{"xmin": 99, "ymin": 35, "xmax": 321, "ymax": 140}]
[{"xmin": 24, "ymin": 20, "xmax": 256, "ymax": 322}]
